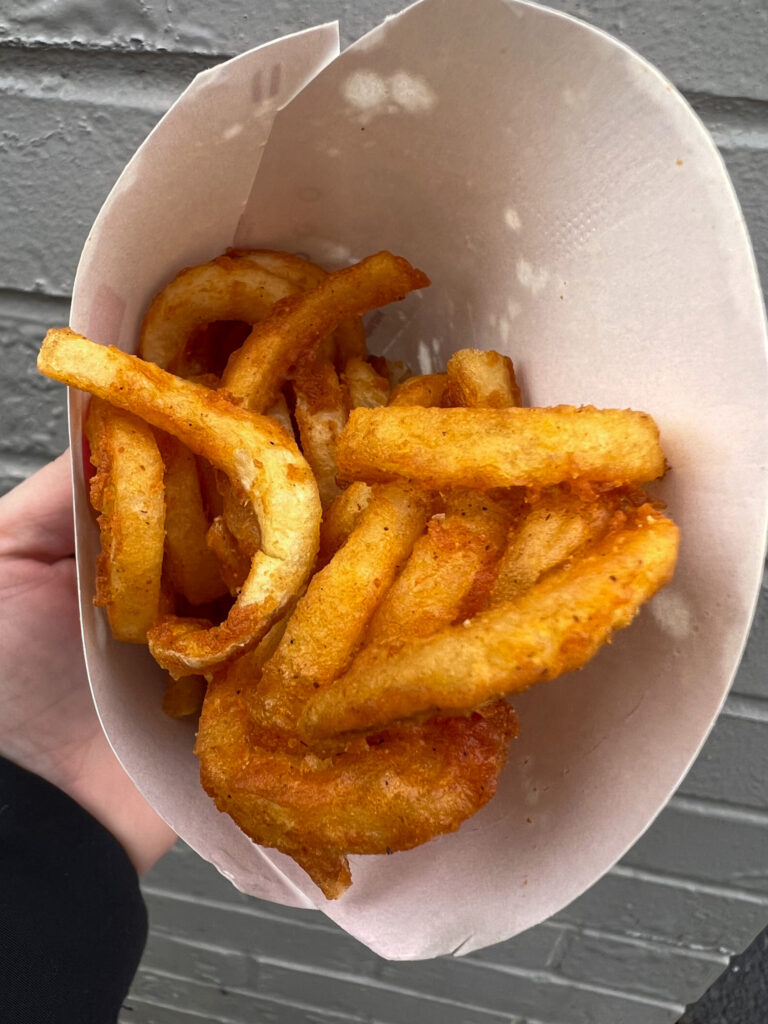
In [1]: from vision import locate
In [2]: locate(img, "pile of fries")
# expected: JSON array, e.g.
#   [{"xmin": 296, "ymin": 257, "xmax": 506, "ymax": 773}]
[{"xmin": 38, "ymin": 249, "xmax": 679, "ymax": 899}]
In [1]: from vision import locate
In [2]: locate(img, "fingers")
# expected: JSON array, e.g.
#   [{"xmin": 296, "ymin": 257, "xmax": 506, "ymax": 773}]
[{"xmin": 0, "ymin": 451, "xmax": 75, "ymax": 563}]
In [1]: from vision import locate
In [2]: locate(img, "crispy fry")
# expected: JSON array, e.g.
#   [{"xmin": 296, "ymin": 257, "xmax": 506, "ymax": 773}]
[
  {"xmin": 197, "ymin": 672, "xmax": 516, "ymax": 900},
  {"xmin": 291, "ymin": 353, "xmax": 349, "ymax": 509},
  {"xmin": 343, "ymin": 357, "xmax": 390, "ymax": 409},
  {"xmin": 446, "ymin": 348, "xmax": 522, "ymax": 408},
  {"xmin": 196, "ymin": 481, "xmax": 516, "ymax": 899},
  {"xmin": 254, "ymin": 481, "xmax": 434, "ymax": 735},
  {"xmin": 225, "ymin": 249, "xmax": 367, "ymax": 367},
  {"xmin": 205, "ymin": 516, "xmax": 251, "ymax": 596},
  {"xmin": 317, "ymin": 481, "xmax": 373, "ymax": 568},
  {"xmin": 162, "ymin": 675, "xmax": 207, "ymax": 718},
  {"xmin": 299, "ymin": 507, "xmax": 679, "ymax": 741},
  {"xmin": 337, "ymin": 406, "xmax": 666, "ymax": 489},
  {"xmin": 221, "ymin": 252, "xmax": 430, "ymax": 412},
  {"xmin": 157, "ymin": 433, "xmax": 228, "ymax": 606},
  {"xmin": 139, "ymin": 252, "xmax": 297, "ymax": 370},
  {"xmin": 85, "ymin": 398, "xmax": 165, "ymax": 643},
  {"xmin": 388, "ymin": 373, "xmax": 447, "ymax": 407},
  {"xmin": 365, "ymin": 491, "xmax": 512, "ymax": 646},
  {"xmin": 490, "ymin": 486, "xmax": 620, "ymax": 605},
  {"xmin": 38, "ymin": 328, "xmax": 321, "ymax": 676}
]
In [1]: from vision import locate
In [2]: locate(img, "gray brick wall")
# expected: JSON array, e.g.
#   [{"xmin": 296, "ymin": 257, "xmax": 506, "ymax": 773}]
[{"xmin": 2, "ymin": 2, "xmax": 766, "ymax": 1021}]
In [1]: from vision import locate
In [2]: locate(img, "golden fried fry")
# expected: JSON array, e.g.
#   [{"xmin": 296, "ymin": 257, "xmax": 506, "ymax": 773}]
[
  {"xmin": 388, "ymin": 373, "xmax": 447, "ymax": 407},
  {"xmin": 139, "ymin": 252, "xmax": 297, "ymax": 370},
  {"xmin": 162, "ymin": 675, "xmax": 207, "ymax": 718},
  {"xmin": 490, "ymin": 487, "xmax": 620, "ymax": 605},
  {"xmin": 197, "ymin": 672, "xmax": 515, "ymax": 900},
  {"xmin": 205, "ymin": 516, "xmax": 251, "ymax": 596},
  {"xmin": 364, "ymin": 491, "xmax": 512, "ymax": 646},
  {"xmin": 85, "ymin": 398, "xmax": 165, "ymax": 643},
  {"xmin": 196, "ymin": 483, "xmax": 515, "ymax": 899},
  {"xmin": 337, "ymin": 406, "xmax": 666, "ymax": 489},
  {"xmin": 38, "ymin": 328, "xmax": 321, "ymax": 676},
  {"xmin": 157, "ymin": 433, "xmax": 228, "ymax": 606},
  {"xmin": 317, "ymin": 481, "xmax": 373, "ymax": 568},
  {"xmin": 299, "ymin": 507, "xmax": 679, "ymax": 741},
  {"xmin": 221, "ymin": 252, "xmax": 430, "ymax": 412},
  {"xmin": 446, "ymin": 348, "xmax": 522, "ymax": 408},
  {"xmin": 343, "ymin": 357, "xmax": 390, "ymax": 409},
  {"xmin": 254, "ymin": 481, "xmax": 434, "ymax": 735},
  {"xmin": 290, "ymin": 353, "xmax": 349, "ymax": 509}
]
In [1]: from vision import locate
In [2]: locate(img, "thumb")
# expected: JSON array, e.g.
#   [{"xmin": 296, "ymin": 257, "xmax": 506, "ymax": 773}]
[{"xmin": 0, "ymin": 451, "xmax": 76, "ymax": 563}]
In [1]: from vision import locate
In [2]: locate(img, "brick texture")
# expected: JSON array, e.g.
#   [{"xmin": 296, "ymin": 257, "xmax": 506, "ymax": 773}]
[{"xmin": 1, "ymin": 2, "xmax": 766, "ymax": 1023}]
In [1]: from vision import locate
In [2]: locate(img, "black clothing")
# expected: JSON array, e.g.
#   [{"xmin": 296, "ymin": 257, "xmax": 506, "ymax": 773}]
[{"xmin": 0, "ymin": 755, "xmax": 147, "ymax": 1023}]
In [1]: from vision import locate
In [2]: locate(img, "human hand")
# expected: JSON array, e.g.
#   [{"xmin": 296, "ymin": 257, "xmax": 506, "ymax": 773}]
[{"xmin": 0, "ymin": 452, "xmax": 176, "ymax": 874}]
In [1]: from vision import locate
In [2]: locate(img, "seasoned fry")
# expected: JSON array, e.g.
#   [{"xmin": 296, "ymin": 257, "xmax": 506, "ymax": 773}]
[
  {"xmin": 317, "ymin": 481, "xmax": 373, "ymax": 567},
  {"xmin": 196, "ymin": 481, "xmax": 516, "ymax": 899},
  {"xmin": 85, "ymin": 398, "xmax": 166, "ymax": 643},
  {"xmin": 38, "ymin": 328, "xmax": 321, "ymax": 676},
  {"xmin": 205, "ymin": 516, "xmax": 251, "ymax": 596},
  {"xmin": 446, "ymin": 348, "xmax": 522, "ymax": 408},
  {"xmin": 490, "ymin": 487, "xmax": 620, "ymax": 605},
  {"xmin": 40, "ymin": 247, "xmax": 679, "ymax": 902},
  {"xmin": 343, "ymin": 357, "xmax": 390, "ymax": 409},
  {"xmin": 139, "ymin": 252, "xmax": 297, "ymax": 370},
  {"xmin": 254, "ymin": 481, "xmax": 434, "ymax": 734},
  {"xmin": 337, "ymin": 406, "xmax": 666, "ymax": 489},
  {"xmin": 197, "ymin": 671, "xmax": 516, "ymax": 900},
  {"xmin": 157, "ymin": 433, "xmax": 228, "ymax": 606},
  {"xmin": 388, "ymin": 373, "xmax": 447, "ymax": 407},
  {"xmin": 299, "ymin": 507, "xmax": 679, "ymax": 742},
  {"xmin": 290, "ymin": 353, "xmax": 349, "ymax": 509},
  {"xmin": 365, "ymin": 491, "xmax": 512, "ymax": 646},
  {"xmin": 221, "ymin": 251, "xmax": 430, "ymax": 412},
  {"xmin": 162, "ymin": 675, "xmax": 207, "ymax": 718}
]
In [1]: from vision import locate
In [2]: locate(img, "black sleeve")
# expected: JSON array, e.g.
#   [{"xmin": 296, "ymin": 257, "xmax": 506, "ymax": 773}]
[{"xmin": 0, "ymin": 755, "xmax": 148, "ymax": 1024}]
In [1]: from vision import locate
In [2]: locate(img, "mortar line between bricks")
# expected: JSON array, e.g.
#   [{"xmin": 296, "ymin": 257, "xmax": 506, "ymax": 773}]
[
  {"xmin": 128, "ymin": 980, "xmax": 379, "ymax": 1024},
  {"xmin": 0, "ymin": 287, "xmax": 71, "ymax": 309},
  {"xmin": 137, "ymin": 961, "xmax": 516, "ymax": 1022},
  {"xmin": 141, "ymin": 885, "xmax": 341, "ymax": 934},
  {"xmin": 610, "ymin": 863, "xmax": 768, "ymax": 904},
  {"xmin": 723, "ymin": 691, "xmax": 768, "ymax": 723},
  {"xmin": 0, "ymin": 37, "xmax": 236, "ymax": 61},
  {"xmin": 122, "ymin": 994, "xmax": 259, "ymax": 1024},
  {"xmin": 667, "ymin": 792, "xmax": 768, "ymax": 826},
  {"xmin": 0, "ymin": 452, "xmax": 55, "ymax": 478},
  {"xmin": 552, "ymin": 921, "xmax": 727, "ymax": 964},
  {"xmin": 146, "ymin": 935, "xmax": 686, "ymax": 1015}
]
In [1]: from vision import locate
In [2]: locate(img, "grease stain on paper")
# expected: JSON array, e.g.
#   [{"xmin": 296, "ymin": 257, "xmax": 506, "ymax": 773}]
[
  {"xmin": 649, "ymin": 587, "xmax": 694, "ymax": 641},
  {"xmin": 516, "ymin": 257, "xmax": 549, "ymax": 295},
  {"xmin": 504, "ymin": 207, "xmax": 522, "ymax": 232},
  {"xmin": 342, "ymin": 69, "xmax": 437, "ymax": 124}
]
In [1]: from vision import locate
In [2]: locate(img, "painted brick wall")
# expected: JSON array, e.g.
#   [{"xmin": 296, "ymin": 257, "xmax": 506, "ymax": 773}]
[{"xmin": 1, "ymin": 2, "xmax": 766, "ymax": 1021}]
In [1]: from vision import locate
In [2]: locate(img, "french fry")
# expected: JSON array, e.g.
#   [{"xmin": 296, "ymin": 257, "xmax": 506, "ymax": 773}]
[
  {"xmin": 337, "ymin": 405, "xmax": 666, "ymax": 489},
  {"xmin": 85, "ymin": 398, "xmax": 166, "ymax": 643},
  {"xmin": 445, "ymin": 348, "xmax": 522, "ymax": 408},
  {"xmin": 253, "ymin": 481, "xmax": 434, "ymax": 734},
  {"xmin": 157, "ymin": 433, "xmax": 228, "ymax": 606},
  {"xmin": 221, "ymin": 251, "xmax": 429, "ymax": 412},
  {"xmin": 290, "ymin": 353, "xmax": 349, "ymax": 510},
  {"xmin": 139, "ymin": 251, "xmax": 297, "ymax": 370},
  {"xmin": 299, "ymin": 507, "xmax": 679, "ymax": 742},
  {"xmin": 38, "ymin": 328, "xmax": 321, "ymax": 676},
  {"xmin": 490, "ymin": 487, "xmax": 620, "ymax": 606},
  {"xmin": 342, "ymin": 357, "xmax": 390, "ymax": 409},
  {"xmin": 317, "ymin": 481, "xmax": 373, "ymax": 568}
]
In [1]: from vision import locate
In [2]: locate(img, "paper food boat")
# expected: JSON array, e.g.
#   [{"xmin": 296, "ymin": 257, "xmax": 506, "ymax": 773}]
[{"xmin": 65, "ymin": 0, "xmax": 768, "ymax": 959}]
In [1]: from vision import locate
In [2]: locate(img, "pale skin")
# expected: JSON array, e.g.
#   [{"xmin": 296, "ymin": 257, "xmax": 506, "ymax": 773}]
[{"xmin": 0, "ymin": 451, "xmax": 176, "ymax": 875}]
